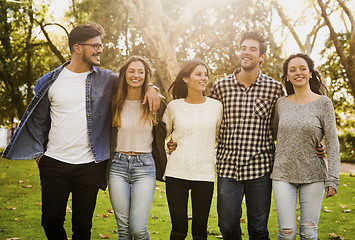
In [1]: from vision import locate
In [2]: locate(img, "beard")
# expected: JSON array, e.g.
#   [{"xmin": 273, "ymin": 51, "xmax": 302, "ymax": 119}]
[
  {"xmin": 82, "ymin": 49, "xmax": 100, "ymax": 67},
  {"xmin": 241, "ymin": 61, "xmax": 259, "ymax": 72}
]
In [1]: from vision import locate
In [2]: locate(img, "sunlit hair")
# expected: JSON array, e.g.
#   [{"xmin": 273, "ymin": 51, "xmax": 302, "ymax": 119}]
[
  {"xmin": 68, "ymin": 22, "xmax": 105, "ymax": 53},
  {"xmin": 282, "ymin": 53, "xmax": 328, "ymax": 96},
  {"xmin": 112, "ymin": 56, "xmax": 156, "ymax": 127},
  {"xmin": 168, "ymin": 60, "xmax": 209, "ymax": 99},
  {"xmin": 240, "ymin": 31, "xmax": 267, "ymax": 56}
]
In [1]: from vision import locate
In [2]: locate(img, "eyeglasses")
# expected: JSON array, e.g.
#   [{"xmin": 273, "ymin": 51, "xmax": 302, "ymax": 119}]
[{"xmin": 77, "ymin": 43, "xmax": 104, "ymax": 51}]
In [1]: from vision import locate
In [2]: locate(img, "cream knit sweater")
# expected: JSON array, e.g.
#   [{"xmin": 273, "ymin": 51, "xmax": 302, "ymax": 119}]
[{"xmin": 162, "ymin": 97, "xmax": 223, "ymax": 182}]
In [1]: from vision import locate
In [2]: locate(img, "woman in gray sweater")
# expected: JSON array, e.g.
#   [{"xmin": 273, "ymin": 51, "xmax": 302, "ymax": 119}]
[{"xmin": 271, "ymin": 53, "xmax": 340, "ymax": 240}]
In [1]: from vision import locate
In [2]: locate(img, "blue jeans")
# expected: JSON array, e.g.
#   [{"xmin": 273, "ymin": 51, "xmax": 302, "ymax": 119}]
[
  {"xmin": 272, "ymin": 180, "xmax": 324, "ymax": 240},
  {"xmin": 217, "ymin": 172, "xmax": 272, "ymax": 240},
  {"xmin": 108, "ymin": 152, "xmax": 156, "ymax": 240}
]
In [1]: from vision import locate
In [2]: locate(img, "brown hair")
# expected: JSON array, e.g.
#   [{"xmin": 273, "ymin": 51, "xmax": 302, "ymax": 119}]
[
  {"xmin": 282, "ymin": 53, "xmax": 328, "ymax": 95},
  {"xmin": 68, "ymin": 22, "xmax": 105, "ymax": 53},
  {"xmin": 112, "ymin": 56, "xmax": 156, "ymax": 127},
  {"xmin": 168, "ymin": 60, "xmax": 209, "ymax": 99}
]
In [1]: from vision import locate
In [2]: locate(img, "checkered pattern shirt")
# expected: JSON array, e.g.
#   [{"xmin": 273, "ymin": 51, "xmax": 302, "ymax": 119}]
[{"xmin": 210, "ymin": 69, "xmax": 284, "ymax": 181}]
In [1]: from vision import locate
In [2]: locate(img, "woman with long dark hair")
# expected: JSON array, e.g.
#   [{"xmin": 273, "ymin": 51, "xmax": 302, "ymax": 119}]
[
  {"xmin": 163, "ymin": 60, "xmax": 223, "ymax": 240},
  {"xmin": 271, "ymin": 53, "xmax": 340, "ymax": 240}
]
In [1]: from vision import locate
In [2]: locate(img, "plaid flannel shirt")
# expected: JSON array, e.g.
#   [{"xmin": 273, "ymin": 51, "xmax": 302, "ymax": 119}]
[{"xmin": 210, "ymin": 69, "xmax": 284, "ymax": 181}]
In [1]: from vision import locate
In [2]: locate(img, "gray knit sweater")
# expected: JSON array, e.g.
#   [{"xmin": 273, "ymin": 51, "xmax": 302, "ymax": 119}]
[{"xmin": 270, "ymin": 96, "xmax": 340, "ymax": 191}]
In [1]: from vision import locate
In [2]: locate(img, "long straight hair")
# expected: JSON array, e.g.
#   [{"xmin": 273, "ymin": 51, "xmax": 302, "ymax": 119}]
[
  {"xmin": 282, "ymin": 53, "xmax": 328, "ymax": 96},
  {"xmin": 112, "ymin": 56, "xmax": 156, "ymax": 127},
  {"xmin": 168, "ymin": 60, "xmax": 209, "ymax": 99}
]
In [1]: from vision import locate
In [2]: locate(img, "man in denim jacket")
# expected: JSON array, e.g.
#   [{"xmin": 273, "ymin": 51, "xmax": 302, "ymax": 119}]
[{"xmin": 3, "ymin": 22, "xmax": 160, "ymax": 240}]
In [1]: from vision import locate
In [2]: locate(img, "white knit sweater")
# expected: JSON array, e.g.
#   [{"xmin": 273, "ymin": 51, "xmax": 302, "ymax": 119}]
[{"xmin": 162, "ymin": 97, "xmax": 223, "ymax": 182}]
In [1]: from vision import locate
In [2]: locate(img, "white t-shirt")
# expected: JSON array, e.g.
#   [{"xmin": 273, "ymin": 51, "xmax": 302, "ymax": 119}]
[
  {"xmin": 162, "ymin": 97, "xmax": 223, "ymax": 182},
  {"xmin": 44, "ymin": 67, "xmax": 95, "ymax": 164}
]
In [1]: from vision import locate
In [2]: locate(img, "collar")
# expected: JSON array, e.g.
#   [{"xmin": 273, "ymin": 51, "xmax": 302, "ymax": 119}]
[{"xmin": 233, "ymin": 68, "xmax": 263, "ymax": 86}]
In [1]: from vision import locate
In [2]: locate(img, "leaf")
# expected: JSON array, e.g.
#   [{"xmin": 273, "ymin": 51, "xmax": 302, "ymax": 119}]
[
  {"xmin": 107, "ymin": 208, "xmax": 114, "ymax": 213},
  {"xmin": 99, "ymin": 233, "xmax": 110, "ymax": 239},
  {"xmin": 22, "ymin": 185, "xmax": 32, "ymax": 188},
  {"xmin": 240, "ymin": 218, "xmax": 245, "ymax": 223},
  {"xmin": 324, "ymin": 207, "xmax": 332, "ymax": 212},
  {"xmin": 66, "ymin": 205, "xmax": 72, "ymax": 213},
  {"xmin": 8, "ymin": 207, "xmax": 16, "ymax": 210},
  {"xmin": 151, "ymin": 215, "xmax": 158, "ymax": 219},
  {"xmin": 99, "ymin": 214, "xmax": 109, "ymax": 218},
  {"xmin": 341, "ymin": 209, "xmax": 351, "ymax": 213},
  {"xmin": 18, "ymin": 180, "xmax": 24, "ymax": 183},
  {"xmin": 36, "ymin": 203, "xmax": 42, "ymax": 206},
  {"xmin": 6, "ymin": 238, "xmax": 21, "ymax": 240},
  {"xmin": 328, "ymin": 232, "xmax": 345, "ymax": 239}
]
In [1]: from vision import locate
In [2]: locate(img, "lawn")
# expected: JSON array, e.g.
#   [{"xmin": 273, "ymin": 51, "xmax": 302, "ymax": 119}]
[{"xmin": 0, "ymin": 158, "xmax": 354, "ymax": 240}]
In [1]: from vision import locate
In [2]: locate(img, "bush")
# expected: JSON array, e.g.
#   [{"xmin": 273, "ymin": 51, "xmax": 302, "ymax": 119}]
[{"xmin": 338, "ymin": 130, "xmax": 355, "ymax": 162}]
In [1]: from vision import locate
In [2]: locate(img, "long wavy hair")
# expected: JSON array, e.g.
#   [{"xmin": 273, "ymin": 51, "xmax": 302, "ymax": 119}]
[
  {"xmin": 282, "ymin": 53, "xmax": 328, "ymax": 96},
  {"xmin": 112, "ymin": 56, "xmax": 156, "ymax": 127},
  {"xmin": 168, "ymin": 60, "xmax": 209, "ymax": 99}
]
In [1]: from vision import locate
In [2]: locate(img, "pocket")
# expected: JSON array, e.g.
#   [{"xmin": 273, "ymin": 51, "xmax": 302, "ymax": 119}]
[
  {"xmin": 253, "ymin": 98, "xmax": 270, "ymax": 118},
  {"xmin": 138, "ymin": 155, "xmax": 155, "ymax": 166}
]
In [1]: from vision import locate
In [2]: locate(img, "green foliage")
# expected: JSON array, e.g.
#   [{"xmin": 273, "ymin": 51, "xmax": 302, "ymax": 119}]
[
  {"xmin": 319, "ymin": 32, "xmax": 355, "ymax": 131},
  {"xmin": 338, "ymin": 130, "xmax": 355, "ymax": 163},
  {"xmin": 0, "ymin": 158, "xmax": 354, "ymax": 239},
  {"xmin": 0, "ymin": 0, "xmax": 63, "ymax": 127}
]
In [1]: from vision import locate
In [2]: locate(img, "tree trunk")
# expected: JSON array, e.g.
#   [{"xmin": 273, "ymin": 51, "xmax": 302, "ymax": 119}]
[{"xmin": 317, "ymin": 0, "xmax": 355, "ymax": 98}]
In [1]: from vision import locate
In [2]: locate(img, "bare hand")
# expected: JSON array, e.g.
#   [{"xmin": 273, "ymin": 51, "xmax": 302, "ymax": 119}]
[
  {"xmin": 325, "ymin": 186, "xmax": 336, "ymax": 198},
  {"xmin": 142, "ymin": 86, "xmax": 160, "ymax": 114},
  {"xmin": 167, "ymin": 138, "xmax": 177, "ymax": 155},
  {"xmin": 316, "ymin": 143, "xmax": 325, "ymax": 159}
]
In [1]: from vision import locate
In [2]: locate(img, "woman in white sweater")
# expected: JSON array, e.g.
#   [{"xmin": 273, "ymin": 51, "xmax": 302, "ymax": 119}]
[
  {"xmin": 271, "ymin": 53, "xmax": 340, "ymax": 240},
  {"xmin": 163, "ymin": 60, "xmax": 223, "ymax": 240}
]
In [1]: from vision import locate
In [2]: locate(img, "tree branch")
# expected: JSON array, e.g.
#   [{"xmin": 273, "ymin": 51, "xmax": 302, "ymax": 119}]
[
  {"xmin": 271, "ymin": 0, "xmax": 305, "ymax": 52},
  {"xmin": 37, "ymin": 20, "xmax": 66, "ymax": 63},
  {"xmin": 317, "ymin": 0, "xmax": 349, "ymax": 72}
]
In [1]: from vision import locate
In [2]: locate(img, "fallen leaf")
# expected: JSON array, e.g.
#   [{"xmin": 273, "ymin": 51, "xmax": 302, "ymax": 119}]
[
  {"xmin": 6, "ymin": 237, "xmax": 21, "ymax": 240},
  {"xmin": 328, "ymin": 232, "xmax": 345, "ymax": 239},
  {"xmin": 36, "ymin": 203, "xmax": 42, "ymax": 206},
  {"xmin": 99, "ymin": 233, "xmax": 110, "ymax": 239},
  {"xmin": 107, "ymin": 208, "xmax": 113, "ymax": 213},
  {"xmin": 22, "ymin": 185, "xmax": 32, "ymax": 188},
  {"xmin": 151, "ymin": 215, "xmax": 158, "ymax": 219},
  {"xmin": 240, "ymin": 218, "xmax": 245, "ymax": 223},
  {"xmin": 350, "ymin": 173, "xmax": 355, "ymax": 177},
  {"xmin": 324, "ymin": 207, "xmax": 332, "ymax": 213},
  {"xmin": 99, "ymin": 214, "xmax": 109, "ymax": 218},
  {"xmin": 18, "ymin": 180, "xmax": 24, "ymax": 183},
  {"xmin": 66, "ymin": 205, "xmax": 72, "ymax": 213},
  {"xmin": 8, "ymin": 207, "xmax": 16, "ymax": 210},
  {"xmin": 188, "ymin": 215, "xmax": 192, "ymax": 220},
  {"xmin": 342, "ymin": 209, "xmax": 351, "ymax": 213}
]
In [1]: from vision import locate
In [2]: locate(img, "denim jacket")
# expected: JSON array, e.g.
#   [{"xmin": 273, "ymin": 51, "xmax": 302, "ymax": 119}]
[{"xmin": 2, "ymin": 61, "xmax": 118, "ymax": 163}]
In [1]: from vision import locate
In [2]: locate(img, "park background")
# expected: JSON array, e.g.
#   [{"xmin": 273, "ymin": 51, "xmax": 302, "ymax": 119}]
[{"xmin": 0, "ymin": 0, "xmax": 354, "ymax": 239}]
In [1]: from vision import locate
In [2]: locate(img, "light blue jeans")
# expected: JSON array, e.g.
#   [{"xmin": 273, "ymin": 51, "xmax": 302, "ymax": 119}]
[
  {"xmin": 109, "ymin": 152, "xmax": 156, "ymax": 240},
  {"xmin": 272, "ymin": 180, "xmax": 325, "ymax": 240}
]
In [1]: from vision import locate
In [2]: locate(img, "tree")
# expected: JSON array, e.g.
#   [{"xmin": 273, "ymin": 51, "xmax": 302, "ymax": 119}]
[
  {"xmin": 0, "ymin": 0, "xmax": 65, "ymax": 126},
  {"xmin": 272, "ymin": 0, "xmax": 355, "ymax": 98},
  {"xmin": 319, "ymin": 32, "xmax": 354, "ymax": 130},
  {"xmin": 317, "ymin": 0, "xmax": 355, "ymax": 98}
]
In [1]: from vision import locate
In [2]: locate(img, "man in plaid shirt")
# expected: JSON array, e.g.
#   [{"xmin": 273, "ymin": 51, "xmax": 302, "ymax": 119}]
[{"xmin": 209, "ymin": 31, "xmax": 283, "ymax": 240}]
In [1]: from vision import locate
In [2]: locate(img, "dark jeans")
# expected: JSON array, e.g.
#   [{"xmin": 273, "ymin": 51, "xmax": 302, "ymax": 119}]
[
  {"xmin": 38, "ymin": 155, "xmax": 106, "ymax": 240},
  {"xmin": 217, "ymin": 172, "xmax": 272, "ymax": 240},
  {"xmin": 166, "ymin": 177, "xmax": 214, "ymax": 240}
]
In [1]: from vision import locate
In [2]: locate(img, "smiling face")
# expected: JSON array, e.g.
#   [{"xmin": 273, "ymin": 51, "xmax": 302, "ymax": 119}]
[
  {"xmin": 183, "ymin": 64, "xmax": 208, "ymax": 94},
  {"xmin": 80, "ymin": 36, "xmax": 103, "ymax": 67},
  {"xmin": 287, "ymin": 57, "xmax": 312, "ymax": 89},
  {"xmin": 239, "ymin": 39, "xmax": 265, "ymax": 72},
  {"xmin": 125, "ymin": 61, "xmax": 146, "ymax": 89}
]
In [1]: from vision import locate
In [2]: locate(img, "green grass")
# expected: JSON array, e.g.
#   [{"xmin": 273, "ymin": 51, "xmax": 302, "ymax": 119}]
[{"xmin": 0, "ymin": 158, "xmax": 354, "ymax": 239}]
